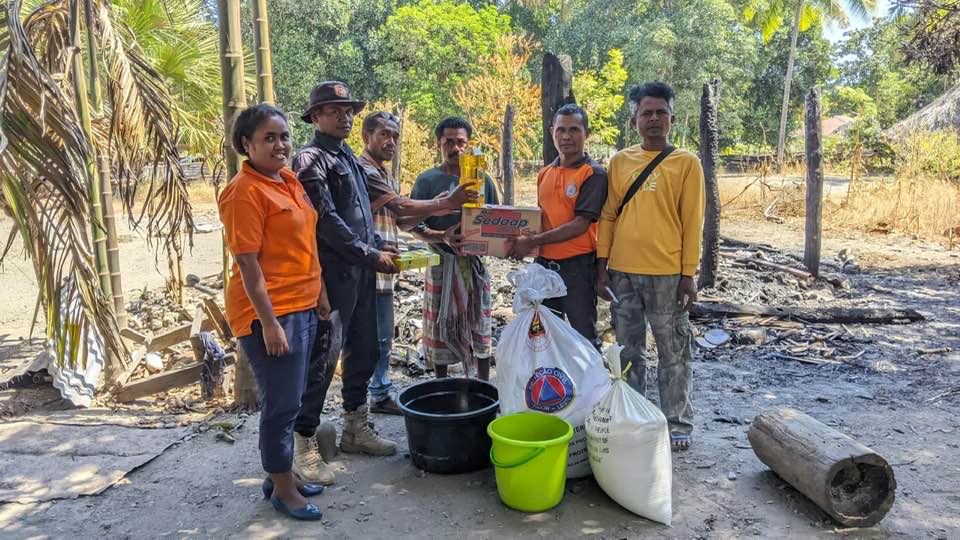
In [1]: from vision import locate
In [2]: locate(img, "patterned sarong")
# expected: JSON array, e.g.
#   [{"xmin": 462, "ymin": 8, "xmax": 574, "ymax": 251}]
[{"xmin": 422, "ymin": 252, "xmax": 492, "ymax": 375}]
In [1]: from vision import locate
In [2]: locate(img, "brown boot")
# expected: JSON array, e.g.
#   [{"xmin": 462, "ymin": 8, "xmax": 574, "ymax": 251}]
[
  {"xmin": 340, "ymin": 405, "xmax": 397, "ymax": 456},
  {"xmin": 370, "ymin": 396, "xmax": 403, "ymax": 416},
  {"xmin": 292, "ymin": 432, "xmax": 336, "ymax": 485}
]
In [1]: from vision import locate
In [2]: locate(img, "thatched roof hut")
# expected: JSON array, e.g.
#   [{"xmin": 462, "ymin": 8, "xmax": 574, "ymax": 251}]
[{"xmin": 891, "ymin": 83, "xmax": 960, "ymax": 133}]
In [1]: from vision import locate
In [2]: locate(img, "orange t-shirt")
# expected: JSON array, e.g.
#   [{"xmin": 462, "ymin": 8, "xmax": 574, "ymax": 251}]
[
  {"xmin": 219, "ymin": 161, "xmax": 321, "ymax": 337},
  {"xmin": 537, "ymin": 155, "xmax": 608, "ymax": 260}
]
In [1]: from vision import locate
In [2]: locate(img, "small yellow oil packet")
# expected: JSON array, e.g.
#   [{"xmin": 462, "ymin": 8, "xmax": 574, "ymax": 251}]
[{"xmin": 396, "ymin": 250, "xmax": 441, "ymax": 271}]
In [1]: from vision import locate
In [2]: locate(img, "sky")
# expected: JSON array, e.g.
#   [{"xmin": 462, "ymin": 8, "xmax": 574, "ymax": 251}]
[{"xmin": 823, "ymin": 0, "xmax": 892, "ymax": 43}]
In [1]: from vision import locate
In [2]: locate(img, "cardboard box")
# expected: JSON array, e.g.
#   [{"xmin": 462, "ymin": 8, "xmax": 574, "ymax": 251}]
[{"xmin": 461, "ymin": 205, "xmax": 542, "ymax": 258}]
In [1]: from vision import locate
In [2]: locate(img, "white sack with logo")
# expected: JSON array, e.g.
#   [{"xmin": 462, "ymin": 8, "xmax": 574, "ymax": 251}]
[
  {"xmin": 495, "ymin": 264, "xmax": 610, "ymax": 478},
  {"xmin": 586, "ymin": 344, "xmax": 672, "ymax": 525}
]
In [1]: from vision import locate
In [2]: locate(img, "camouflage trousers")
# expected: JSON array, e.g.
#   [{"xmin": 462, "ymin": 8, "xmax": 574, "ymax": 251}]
[{"xmin": 609, "ymin": 271, "xmax": 695, "ymax": 435}]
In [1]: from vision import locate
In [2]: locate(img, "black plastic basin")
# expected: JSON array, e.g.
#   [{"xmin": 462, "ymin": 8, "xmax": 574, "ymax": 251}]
[{"xmin": 398, "ymin": 378, "xmax": 499, "ymax": 474}]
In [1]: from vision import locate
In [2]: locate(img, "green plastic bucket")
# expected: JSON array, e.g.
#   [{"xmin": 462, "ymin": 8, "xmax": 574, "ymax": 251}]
[{"xmin": 487, "ymin": 412, "xmax": 574, "ymax": 512}]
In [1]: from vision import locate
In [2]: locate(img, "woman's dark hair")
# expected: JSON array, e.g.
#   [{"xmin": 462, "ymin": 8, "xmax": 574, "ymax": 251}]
[
  {"xmin": 434, "ymin": 116, "xmax": 473, "ymax": 140},
  {"xmin": 232, "ymin": 104, "xmax": 288, "ymax": 156},
  {"xmin": 628, "ymin": 81, "xmax": 676, "ymax": 115}
]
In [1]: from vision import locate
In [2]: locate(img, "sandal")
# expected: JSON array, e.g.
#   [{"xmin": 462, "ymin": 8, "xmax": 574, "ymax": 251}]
[{"xmin": 670, "ymin": 433, "xmax": 691, "ymax": 452}]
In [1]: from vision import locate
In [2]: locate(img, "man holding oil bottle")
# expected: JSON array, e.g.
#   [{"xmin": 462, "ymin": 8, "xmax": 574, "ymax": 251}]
[{"xmin": 408, "ymin": 117, "xmax": 499, "ymax": 381}]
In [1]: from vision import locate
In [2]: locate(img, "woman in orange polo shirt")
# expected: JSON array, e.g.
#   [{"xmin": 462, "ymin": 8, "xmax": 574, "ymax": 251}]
[{"xmin": 219, "ymin": 104, "xmax": 330, "ymax": 521}]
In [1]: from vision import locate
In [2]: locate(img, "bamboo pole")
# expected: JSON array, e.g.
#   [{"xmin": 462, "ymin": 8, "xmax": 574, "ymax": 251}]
[
  {"xmin": 218, "ymin": 0, "xmax": 247, "ymax": 179},
  {"xmin": 84, "ymin": 0, "xmax": 125, "ymax": 328},
  {"xmin": 218, "ymin": 0, "xmax": 258, "ymax": 410},
  {"xmin": 250, "ymin": 0, "xmax": 275, "ymax": 105},
  {"xmin": 69, "ymin": 0, "xmax": 111, "ymax": 299}
]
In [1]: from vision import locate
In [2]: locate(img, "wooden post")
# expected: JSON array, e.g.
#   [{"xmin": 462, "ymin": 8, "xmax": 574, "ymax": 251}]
[
  {"xmin": 502, "ymin": 104, "xmax": 515, "ymax": 206},
  {"xmin": 391, "ymin": 106, "xmax": 404, "ymax": 184},
  {"xmin": 748, "ymin": 408, "xmax": 896, "ymax": 527},
  {"xmin": 541, "ymin": 53, "xmax": 575, "ymax": 165},
  {"xmin": 804, "ymin": 87, "xmax": 824, "ymax": 277},
  {"xmin": 698, "ymin": 79, "xmax": 720, "ymax": 289}
]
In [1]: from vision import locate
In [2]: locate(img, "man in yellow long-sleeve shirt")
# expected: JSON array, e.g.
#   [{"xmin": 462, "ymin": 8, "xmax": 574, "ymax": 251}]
[{"xmin": 596, "ymin": 81, "xmax": 704, "ymax": 451}]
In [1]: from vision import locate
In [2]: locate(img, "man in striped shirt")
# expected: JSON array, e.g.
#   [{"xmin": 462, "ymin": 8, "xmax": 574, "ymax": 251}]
[{"xmin": 358, "ymin": 112, "xmax": 476, "ymax": 413}]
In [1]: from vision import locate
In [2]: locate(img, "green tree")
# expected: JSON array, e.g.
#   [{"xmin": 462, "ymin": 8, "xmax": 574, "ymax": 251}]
[
  {"xmin": 741, "ymin": 24, "xmax": 835, "ymax": 152},
  {"xmin": 264, "ymin": 0, "xmax": 396, "ymax": 143},
  {"xmin": 453, "ymin": 34, "xmax": 542, "ymax": 160},
  {"xmin": 834, "ymin": 15, "xmax": 945, "ymax": 127},
  {"xmin": 546, "ymin": 0, "xmax": 760, "ymax": 149},
  {"xmin": 826, "ymin": 85, "xmax": 877, "ymax": 118},
  {"xmin": 572, "ymin": 48, "xmax": 627, "ymax": 147},
  {"xmin": 742, "ymin": 0, "xmax": 875, "ymax": 165},
  {"xmin": 371, "ymin": 0, "xmax": 512, "ymax": 125},
  {"xmin": 116, "ymin": 0, "xmax": 226, "ymax": 161}
]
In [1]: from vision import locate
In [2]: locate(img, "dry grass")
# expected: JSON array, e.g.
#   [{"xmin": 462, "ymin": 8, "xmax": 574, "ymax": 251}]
[
  {"xmin": 185, "ymin": 181, "xmax": 218, "ymax": 205},
  {"xmin": 718, "ymin": 170, "xmax": 960, "ymax": 244}
]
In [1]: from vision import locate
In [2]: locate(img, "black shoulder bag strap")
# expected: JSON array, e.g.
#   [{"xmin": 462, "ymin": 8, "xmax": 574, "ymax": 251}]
[{"xmin": 616, "ymin": 146, "xmax": 676, "ymax": 218}]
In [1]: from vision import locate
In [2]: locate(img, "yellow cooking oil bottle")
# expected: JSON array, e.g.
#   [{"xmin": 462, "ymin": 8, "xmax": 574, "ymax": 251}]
[{"xmin": 459, "ymin": 146, "xmax": 486, "ymax": 208}]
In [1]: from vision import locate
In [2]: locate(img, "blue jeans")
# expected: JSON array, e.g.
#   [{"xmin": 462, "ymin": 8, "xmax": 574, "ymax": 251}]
[
  {"xmin": 369, "ymin": 292, "xmax": 394, "ymax": 402},
  {"xmin": 239, "ymin": 309, "xmax": 318, "ymax": 473}
]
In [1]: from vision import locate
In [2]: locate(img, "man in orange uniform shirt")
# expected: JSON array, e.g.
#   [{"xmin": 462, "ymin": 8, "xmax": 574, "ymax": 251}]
[{"xmin": 510, "ymin": 104, "xmax": 607, "ymax": 348}]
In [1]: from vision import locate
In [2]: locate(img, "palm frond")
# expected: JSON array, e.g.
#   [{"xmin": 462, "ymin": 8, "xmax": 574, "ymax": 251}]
[
  {"xmin": 94, "ymin": 1, "xmax": 193, "ymax": 251},
  {"xmin": 22, "ymin": 0, "xmax": 70, "ymax": 78},
  {"xmin": 0, "ymin": 0, "xmax": 123, "ymax": 368}
]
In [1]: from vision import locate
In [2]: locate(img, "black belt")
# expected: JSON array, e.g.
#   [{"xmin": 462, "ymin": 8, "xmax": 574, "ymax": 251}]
[{"xmin": 535, "ymin": 252, "xmax": 596, "ymax": 271}]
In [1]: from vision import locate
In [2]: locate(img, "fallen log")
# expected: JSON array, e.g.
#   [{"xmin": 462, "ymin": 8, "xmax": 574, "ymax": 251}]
[
  {"xmin": 748, "ymin": 408, "xmax": 896, "ymax": 527},
  {"xmin": 114, "ymin": 353, "xmax": 236, "ymax": 402},
  {"xmin": 692, "ymin": 302, "xmax": 924, "ymax": 324},
  {"xmin": 734, "ymin": 256, "xmax": 812, "ymax": 280}
]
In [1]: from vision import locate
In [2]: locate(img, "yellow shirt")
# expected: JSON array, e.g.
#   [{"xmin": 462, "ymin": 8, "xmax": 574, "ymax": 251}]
[{"xmin": 597, "ymin": 146, "xmax": 705, "ymax": 276}]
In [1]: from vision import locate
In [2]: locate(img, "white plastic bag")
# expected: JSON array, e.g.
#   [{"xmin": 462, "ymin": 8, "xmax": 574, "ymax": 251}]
[
  {"xmin": 495, "ymin": 264, "xmax": 611, "ymax": 478},
  {"xmin": 586, "ymin": 344, "xmax": 672, "ymax": 525}
]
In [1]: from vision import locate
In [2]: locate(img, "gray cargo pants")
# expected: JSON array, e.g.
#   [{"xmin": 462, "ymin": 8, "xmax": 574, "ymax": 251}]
[{"xmin": 609, "ymin": 271, "xmax": 694, "ymax": 435}]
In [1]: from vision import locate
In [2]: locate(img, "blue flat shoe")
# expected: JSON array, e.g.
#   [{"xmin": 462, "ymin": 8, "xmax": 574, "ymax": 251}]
[
  {"xmin": 270, "ymin": 495, "xmax": 323, "ymax": 521},
  {"xmin": 262, "ymin": 477, "xmax": 325, "ymax": 500}
]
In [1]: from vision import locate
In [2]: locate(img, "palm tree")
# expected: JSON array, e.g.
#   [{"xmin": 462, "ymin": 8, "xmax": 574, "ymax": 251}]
[
  {"xmin": 744, "ymin": 0, "xmax": 874, "ymax": 167},
  {"xmin": 116, "ymin": 0, "xmax": 227, "ymax": 163},
  {"xmin": 0, "ymin": 0, "xmax": 195, "ymax": 377}
]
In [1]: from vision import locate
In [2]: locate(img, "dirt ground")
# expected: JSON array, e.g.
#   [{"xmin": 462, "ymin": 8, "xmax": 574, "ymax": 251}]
[{"xmin": 1, "ymin": 191, "xmax": 959, "ymax": 539}]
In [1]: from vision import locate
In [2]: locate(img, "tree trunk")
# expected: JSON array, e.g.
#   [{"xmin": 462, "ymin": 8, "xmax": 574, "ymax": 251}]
[
  {"xmin": 804, "ymin": 87, "xmax": 824, "ymax": 277},
  {"xmin": 70, "ymin": 0, "xmax": 111, "ymax": 300},
  {"xmin": 391, "ymin": 106, "xmax": 404, "ymax": 184},
  {"xmin": 85, "ymin": 0, "xmax": 125, "ymax": 328},
  {"xmin": 776, "ymin": 0, "xmax": 804, "ymax": 169},
  {"xmin": 748, "ymin": 408, "xmax": 896, "ymax": 527},
  {"xmin": 698, "ymin": 80, "xmax": 720, "ymax": 289},
  {"xmin": 502, "ymin": 104, "xmax": 515, "ymax": 206},
  {"xmin": 218, "ymin": 0, "xmax": 258, "ymax": 409},
  {"xmin": 250, "ymin": 0, "xmax": 275, "ymax": 104},
  {"xmin": 541, "ymin": 53, "xmax": 575, "ymax": 165}
]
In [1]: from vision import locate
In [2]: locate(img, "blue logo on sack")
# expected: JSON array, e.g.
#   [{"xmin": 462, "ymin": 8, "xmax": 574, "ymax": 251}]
[{"xmin": 525, "ymin": 367, "xmax": 575, "ymax": 413}]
